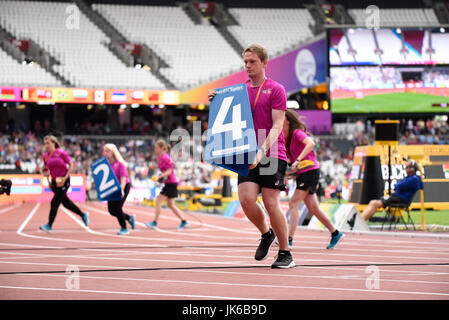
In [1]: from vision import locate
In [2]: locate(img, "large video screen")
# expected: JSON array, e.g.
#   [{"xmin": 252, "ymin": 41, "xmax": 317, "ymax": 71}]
[
  {"xmin": 328, "ymin": 27, "xmax": 449, "ymax": 113},
  {"xmin": 329, "ymin": 27, "xmax": 449, "ymax": 66},
  {"xmin": 330, "ymin": 66, "xmax": 449, "ymax": 113}
]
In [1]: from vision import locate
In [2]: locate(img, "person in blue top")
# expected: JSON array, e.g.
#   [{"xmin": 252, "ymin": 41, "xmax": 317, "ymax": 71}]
[{"xmin": 361, "ymin": 160, "xmax": 423, "ymax": 221}]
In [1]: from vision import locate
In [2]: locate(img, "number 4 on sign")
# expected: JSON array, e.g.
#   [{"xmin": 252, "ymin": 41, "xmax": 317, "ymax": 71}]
[{"xmin": 212, "ymin": 96, "xmax": 246, "ymax": 141}]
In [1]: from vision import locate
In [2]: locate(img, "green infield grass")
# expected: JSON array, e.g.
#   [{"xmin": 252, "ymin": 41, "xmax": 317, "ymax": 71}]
[{"xmin": 332, "ymin": 92, "xmax": 449, "ymax": 113}]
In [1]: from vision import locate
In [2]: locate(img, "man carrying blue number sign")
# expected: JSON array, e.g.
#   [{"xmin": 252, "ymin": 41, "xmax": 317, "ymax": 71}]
[{"xmin": 208, "ymin": 44, "xmax": 294, "ymax": 268}]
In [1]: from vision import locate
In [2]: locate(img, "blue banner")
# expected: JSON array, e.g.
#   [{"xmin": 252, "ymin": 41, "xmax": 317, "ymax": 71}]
[
  {"xmin": 90, "ymin": 157, "xmax": 122, "ymax": 201},
  {"xmin": 204, "ymin": 83, "xmax": 257, "ymax": 177}
]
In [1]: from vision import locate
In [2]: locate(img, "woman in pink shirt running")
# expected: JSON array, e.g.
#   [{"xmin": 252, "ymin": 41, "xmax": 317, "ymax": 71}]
[
  {"xmin": 145, "ymin": 139, "xmax": 188, "ymax": 230},
  {"xmin": 40, "ymin": 135, "xmax": 88, "ymax": 232},
  {"xmin": 283, "ymin": 110, "xmax": 344, "ymax": 249},
  {"xmin": 103, "ymin": 143, "xmax": 135, "ymax": 235}
]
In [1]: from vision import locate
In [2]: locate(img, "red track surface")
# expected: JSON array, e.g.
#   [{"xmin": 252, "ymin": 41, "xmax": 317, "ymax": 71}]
[{"xmin": 0, "ymin": 202, "xmax": 448, "ymax": 300}]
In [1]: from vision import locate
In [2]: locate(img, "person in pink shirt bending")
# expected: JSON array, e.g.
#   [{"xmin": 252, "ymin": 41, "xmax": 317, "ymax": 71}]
[
  {"xmin": 208, "ymin": 44, "xmax": 293, "ymax": 268},
  {"xmin": 145, "ymin": 139, "xmax": 188, "ymax": 230},
  {"xmin": 283, "ymin": 110, "xmax": 344, "ymax": 249},
  {"xmin": 103, "ymin": 143, "xmax": 135, "ymax": 235},
  {"xmin": 39, "ymin": 135, "xmax": 89, "ymax": 232}
]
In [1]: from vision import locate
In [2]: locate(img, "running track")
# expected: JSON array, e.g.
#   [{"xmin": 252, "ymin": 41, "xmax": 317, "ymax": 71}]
[{"xmin": 0, "ymin": 201, "xmax": 448, "ymax": 301}]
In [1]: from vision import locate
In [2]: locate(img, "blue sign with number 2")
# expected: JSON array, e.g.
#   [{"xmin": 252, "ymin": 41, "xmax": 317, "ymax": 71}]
[
  {"xmin": 205, "ymin": 83, "xmax": 257, "ymax": 177},
  {"xmin": 90, "ymin": 157, "xmax": 123, "ymax": 201}
]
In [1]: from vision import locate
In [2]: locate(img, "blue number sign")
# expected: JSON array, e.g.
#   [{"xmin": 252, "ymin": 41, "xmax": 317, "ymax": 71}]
[
  {"xmin": 90, "ymin": 157, "xmax": 122, "ymax": 201},
  {"xmin": 204, "ymin": 83, "xmax": 257, "ymax": 177}
]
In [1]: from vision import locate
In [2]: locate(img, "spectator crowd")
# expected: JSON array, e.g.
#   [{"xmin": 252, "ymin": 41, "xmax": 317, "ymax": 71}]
[{"xmin": 1, "ymin": 115, "xmax": 448, "ymax": 201}]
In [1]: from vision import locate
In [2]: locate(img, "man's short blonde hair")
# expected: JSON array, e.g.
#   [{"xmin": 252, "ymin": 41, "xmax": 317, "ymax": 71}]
[{"xmin": 243, "ymin": 44, "xmax": 268, "ymax": 63}]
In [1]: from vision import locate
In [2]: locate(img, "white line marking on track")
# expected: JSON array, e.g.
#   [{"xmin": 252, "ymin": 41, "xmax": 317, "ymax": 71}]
[
  {"xmin": 0, "ymin": 285, "xmax": 256, "ymax": 300},
  {"xmin": 1, "ymin": 272, "xmax": 449, "ymax": 298},
  {"xmin": 0, "ymin": 203, "xmax": 22, "ymax": 215},
  {"xmin": 17, "ymin": 203, "xmax": 40, "ymax": 236}
]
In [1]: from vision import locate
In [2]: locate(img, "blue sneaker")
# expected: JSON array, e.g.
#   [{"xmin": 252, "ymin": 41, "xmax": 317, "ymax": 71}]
[
  {"xmin": 177, "ymin": 220, "xmax": 188, "ymax": 230},
  {"xmin": 39, "ymin": 224, "xmax": 52, "ymax": 233},
  {"xmin": 117, "ymin": 228, "xmax": 129, "ymax": 235},
  {"xmin": 129, "ymin": 215, "xmax": 136, "ymax": 230},
  {"xmin": 326, "ymin": 231, "xmax": 344, "ymax": 249},
  {"xmin": 82, "ymin": 212, "xmax": 89, "ymax": 227},
  {"xmin": 145, "ymin": 221, "xmax": 158, "ymax": 229}
]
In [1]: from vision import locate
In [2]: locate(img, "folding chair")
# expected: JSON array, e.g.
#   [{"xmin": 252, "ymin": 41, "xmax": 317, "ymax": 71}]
[
  {"xmin": 382, "ymin": 180, "xmax": 424, "ymax": 231},
  {"xmin": 381, "ymin": 201, "xmax": 416, "ymax": 231}
]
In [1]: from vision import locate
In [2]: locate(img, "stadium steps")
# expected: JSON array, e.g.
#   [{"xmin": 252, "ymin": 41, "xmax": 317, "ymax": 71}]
[
  {"xmin": 213, "ymin": 25, "xmax": 244, "ymax": 58},
  {"xmin": 179, "ymin": 1, "xmax": 205, "ymax": 25},
  {"xmin": 73, "ymin": 0, "xmax": 176, "ymax": 89},
  {"xmin": 433, "ymin": 2, "xmax": 449, "ymax": 23},
  {"xmin": 332, "ymin": 4, "xmax": 355, "ymax": 25},
  {"xmin": 26, "ymin": 38, "xmax": 72, "ymax": 87},
  {"xmin": 305, "ymin": 4, "xmax": 326, "ymax": 35},
  {"xmin": 371, "ymin": 29, "xmax": 384, "ymax": 64},
  {"xmin": 209, "ymin": 3, "xmax": 244, "ymax": 56},
  {"xmin": 72, "ymin": 0, "xmax": 133, "ymax": 68},
  {"xmin": 0, "ymin": 22, "xmax": 70, "ymax": 86},
  {"xmin": 179, "ymin": 1, "xmax": 244, "ymax": 60},
  {"xmin": 0, "ymin": 25, "xmax": 26, "ymax": 64}
]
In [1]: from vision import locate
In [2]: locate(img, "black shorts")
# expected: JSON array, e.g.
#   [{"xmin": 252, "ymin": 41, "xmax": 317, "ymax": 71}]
[
  {"xmin": 160, "ymin": 183, "xmax": 178, "ymax": 199},
  {"xmin": 237, "ymin": 157, "xmax": 287, "ymax": 191},
  {"xmin": 295, "ymin": 169, "xmax": 320, "ymax": 194},
  {"xmin": 381, "ymin": 194, "xmax": 406, "ymax": 208}
]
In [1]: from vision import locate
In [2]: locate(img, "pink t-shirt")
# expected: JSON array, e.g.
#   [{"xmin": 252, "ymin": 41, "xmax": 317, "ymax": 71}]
[
  {"xmin": 246, "ymin": 78, "xmax": 287, "ymax": 161},
  {"xmin": 43, "ymin": 148, "xmax": 70, "ymax": 179},
  {"xmin": 158, "ymin": 152, "xmax": 177, "ymax": 184},
  {"xmin": 288, "ymin": 129, "xmax": 320, "ymax": 174},
  {"xmin": 110, "ymin": 160, "xmax": 130, "ymax": 184}
]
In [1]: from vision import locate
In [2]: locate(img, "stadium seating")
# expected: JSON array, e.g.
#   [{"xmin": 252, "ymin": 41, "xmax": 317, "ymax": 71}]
[
  {"xmin": 0, "ymin": 1, "xmax": 446, "ymax": 89},
  {"xmin": 92, "ymin": 3, "xmax": 243, "ymax": 89},
  {"xmin": 375, "ymin": 29, "xmax": 409, "ymax": 64},
  {"xmin": 345, "ymin": 28, "xmax": 379, "ymax": 64},
  {"xmin": 422, "ymin": 32, "xmax": 449, "ymax": 64},
  {"xmin": 330, "ymin": 27, "xmax": 447, "ymax": 65},
  {"xmin": 0, "ymin": 1, "xmax": 165, "ymax": 89},
  {"xmin": 0, "ymin": 48, "xmax": 62, "ymax": 87},
  {"xmin": 227, "ymin": 8, "xmax": 314, "ymax": 58},
  {"xmin": 348, "ymin": 8, "xmax": 439, "ymax": 27}
]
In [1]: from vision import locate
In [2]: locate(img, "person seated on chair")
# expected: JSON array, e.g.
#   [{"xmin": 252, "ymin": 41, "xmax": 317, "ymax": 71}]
[{"xmin": 361, "ymin": 160, "xmax": 423, "ymax": 221}]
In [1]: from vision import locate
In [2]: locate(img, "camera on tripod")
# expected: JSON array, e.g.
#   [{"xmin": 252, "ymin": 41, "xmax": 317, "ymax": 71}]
[{"xmin": 0, "ymin": 179, "xmax": 12, "ymax": 196}]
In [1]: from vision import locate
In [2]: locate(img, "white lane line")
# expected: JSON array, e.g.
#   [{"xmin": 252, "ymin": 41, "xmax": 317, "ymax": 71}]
[
  {"xmin": 0, "ymin": 203, "xmax": 22, "ymax": 215},
  {"xmin": 0, "ymin": 251, "xmax": 254, "ymax": 266},
  {"xmin": 12, "ymin": 212, "xmax": 449, "ymax": 269},
  {"xmin": 17, "ymin": 203, "xmax": 40, "ymax": 236},
  {"xmin": 4, "ymin": 240, "xmax": 448, "ymax": 268},
  {"xmin": 4, "ymin": 262, "xmax": 449, "ymax": 287},
  {"xmin": 1, "ymin": 272, "xmax": 448, "ymax": 298},
  {"xmin": 109, "ymin": 203, "xmax": 449, "ymax": 250},
  {"xmin": 80, "ymin": 204, "xmax": 257, "ymax": 242},
  {"xmin": 120, "ymin": 204, "xmax": 257, "ymax": 235},
  {"xmin": 63, "ymin": 205, "xmax": 253, "ymax": 247},
  {"xmin": 84, "ymin": 203, "xmax": 449, "ymax": 252},
  {"xmin": 15, "ymin": 204, "xmax": 163, "ymax": 248},
  {"xmin": 0, "ymin": 242, "xmax": 63, "ymax": 250},
  {"xmin": 12, "ymin": 203, "xmax": 449, "ymax": 266},
  {"xmin": 0, "ymin": 285, "xmax": 255, "ymax": 300}
]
